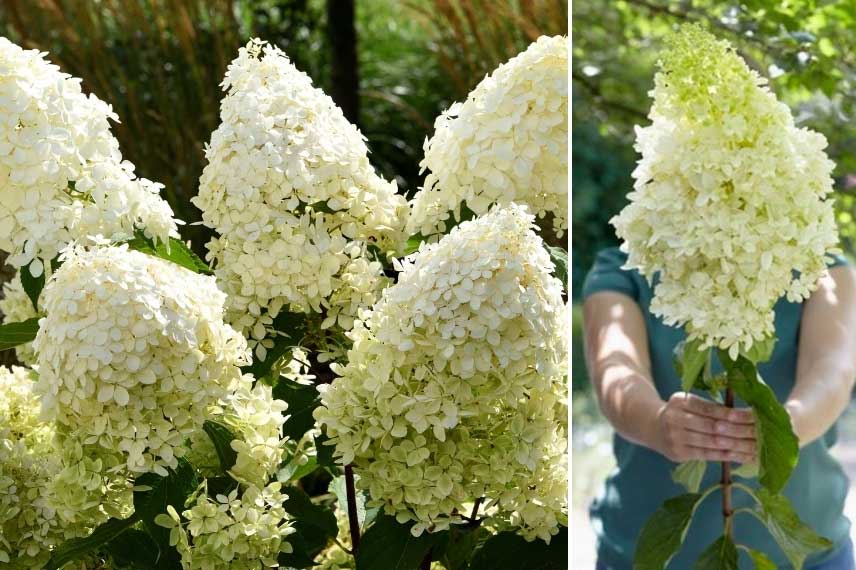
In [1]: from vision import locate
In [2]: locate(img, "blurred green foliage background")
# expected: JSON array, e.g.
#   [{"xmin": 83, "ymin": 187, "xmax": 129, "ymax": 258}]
[
  {"xmin": 572, "ymin": 0, "xmax": 856, "ymax": 390},
  {"xmin": 0, "ymin": 0, "xmax": 567, "ymax": 249}
]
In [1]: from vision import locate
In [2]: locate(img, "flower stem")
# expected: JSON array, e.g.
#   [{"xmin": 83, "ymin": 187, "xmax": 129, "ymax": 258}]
[
  {"xmin": 722, "ymin": 386, "xmax": 734, "ymax": 537},
  {"xmin": 421, "ymin": 548, "xmax": 432, "ymax": 570},
  {"xmin": 344, "ymin": 464, "xmax": 361, "ymax": 556}
]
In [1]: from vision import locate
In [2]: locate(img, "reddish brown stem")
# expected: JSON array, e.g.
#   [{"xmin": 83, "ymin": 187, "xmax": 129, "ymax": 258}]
[
  {"xmin": 421, "ymin": 549, "xmax": 432, "ymax": 570},
  {"xmin": 470, "ymin": 497, "xmax": 484, "ymax": 521},
  {"xmin": 344, "ymin": 464, "xmax": 361, "ymax": 555},
  {"xmin": 722, "ymin": 387, "xmax": 734, "ymax": 537}
]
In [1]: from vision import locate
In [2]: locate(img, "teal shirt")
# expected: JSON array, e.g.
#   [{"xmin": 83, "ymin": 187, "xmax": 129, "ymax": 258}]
[{"xmin": 582, "ymin": 247, "xmax": 851, "ymax": 570}]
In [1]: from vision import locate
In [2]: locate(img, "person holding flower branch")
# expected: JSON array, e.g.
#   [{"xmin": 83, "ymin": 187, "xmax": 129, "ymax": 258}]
[{"xmin": 583, "ymin": 24, "xmax": 856, "ymax": 570}]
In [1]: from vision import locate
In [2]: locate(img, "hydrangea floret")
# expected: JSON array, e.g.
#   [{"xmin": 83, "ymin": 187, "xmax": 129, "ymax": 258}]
[
  {"xmin": 193, "ymin": 39, "xmax": 407, "ymax": 350},
  {"xmin": 33, "ymin": 244, "xmax": 250, "ymax": 475},
  {"xmin": 407, "ymin": 35, "xmax": 568, "ymax": 239},
  {"xmin": 315, "ymin": 204, "xmax": 568, "ymax": 541},
  {"xmin": 610, "ymin": 24, "xmax": 840, "ymax": 358},
  {"xmin": 0, "ymin": 37, "xmax": 179, "ymax": 272}
]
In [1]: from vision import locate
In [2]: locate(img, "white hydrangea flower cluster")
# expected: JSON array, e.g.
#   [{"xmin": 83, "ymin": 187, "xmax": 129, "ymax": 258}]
[
  {"xmin": 315, "ymin": 205, "xmax": 568, "ymax": 541},
  {"xmin": 407, "ymin": 35, "xmax": 568, "ymax": 239},
  {"xmin": 0, "ymin": 365, "xmax": 105, "ymax": 568},
  {"xmin": 157, "ymin": 482, "xmax": 294, "ymax": 570},
  {"xmin": 193, "ymin": 39, "xmax": 406, "ymax": 345},
  {"xmin": 0, "ymin": 272, "xmax": 39, "ymax": 364},
  {"xmin": 611, "ymin": 25, "xmax": 840, "ymax": 357},
  {"xmin": 33, "ymin": 244, "xmax": 250, "ymax": 475},
  {"xmin": 0, "ymin": 37, "xmax": 178, "ymax": 271}
]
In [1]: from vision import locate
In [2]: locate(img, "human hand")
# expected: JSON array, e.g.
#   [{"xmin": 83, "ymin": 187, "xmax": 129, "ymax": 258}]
[{"xmin": 653, "ymin": 392, "xmax": 757, "ymax": 464}]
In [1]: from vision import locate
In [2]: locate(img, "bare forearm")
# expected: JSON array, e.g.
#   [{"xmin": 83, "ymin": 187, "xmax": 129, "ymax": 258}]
[
  {"xmin": 787, "ymin": 357, "xmax": 856, "ymax": 446},
  {"xmin": 595, "ymin": 363, "xmax": 665, "ymax": 451}
]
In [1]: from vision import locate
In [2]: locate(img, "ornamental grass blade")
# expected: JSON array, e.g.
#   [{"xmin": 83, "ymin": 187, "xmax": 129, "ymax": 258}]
[
  {"xmin": 633, "ymin": 492, "xmax": 702, "ymax": 570},
  {"xmin": 723, "ymin": 354, "xmax": 798, "ymax": 493},
  {"xmin": 753, "ymin": 489, "xmax": 832, "ymax": 570},
  {"xmin": 693, "ymin": 535, "xmax": 738, "ymax": 570}
]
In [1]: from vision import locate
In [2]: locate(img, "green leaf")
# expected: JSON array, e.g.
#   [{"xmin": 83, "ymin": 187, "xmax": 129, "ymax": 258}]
[
  {"xmin": 633, "ymin": 493, "xmax": 703, "ymax": 570},
  {"xmin": 741, "ymin": 336, "xmax": 777, "ymax": 364},
  {"xmin": 672, "ymin": 460, "xmax": 706, "ymax": 493},
  {"xmin": 675, "ymin": 338, "xmax": 707, "ymax": 392},
  {"xmin": 272, "ymin": 379, "xmax": 321, "ymax": 440},
  {"xmin": 315, "ymin": 432, "xmax": 338, "ymax": 470},
  {"xmin": 0, "ymin": 317, "xmax": 40, "ymax": 350},
  {"xmin": 724, "ymin": 354, "xmax": 798, "ymax": 493},
  {"xmin": 356, "ymin": 513, "xmax": 446, "ymax": 570},
  {"xmin": 132, "ymin": 458, "xmax": 197, "ymax": 567},
  {"xmin": 330, "ymin": 474, "xmax": 377, "ymax": 530},
  {"xmin": 731, "ymin": 462, "xmax": 759, "ymax": 479},
  {"xmin": 546, "ymin": 245, "xmax": 568, "ymax": 288},
  {"xmin": 404, "ymin": 233, "xmax": 426, "ymax": 255},
  {"xmin": 468, "ymin": 526, "xmax": 568, "ymax": 570},
  {"xmin": 279, "ymin": 485, "xmax": 338, "ymax": 567},
  {"xmin": 46, "ymin": 515, "xmax": 141, "ymax": 570},
  {"xmin": 104, "ymin": 529, "xmax": 160, "ymax": 569},
  {"xmin": 694, "ymin": 535, "xmax": 738, "ymax": 570},
  {"xmin": 742, "ymin": 546, "xmax": 777, "ymax": 570},
  {"xmin": 20, "ymin": 261, "xmax": 44, "ymax": 311},
  {"xmin": 127, "ymin": 233, "xmax": 212, "ymax": 275},
  {"xmin": 435, "ymin": 526, "xmax": 492, "ymax": 570},
  {"xmin": 752, "ymin": 488, "xmax": 832, "ymax": 570},
  {"xmin": 202, "ymin": 420, "xmax": 239, "ymax": 472},
  {"xmin": 277, "ymin": 455, "xmax": 319, "ymax": 483}
]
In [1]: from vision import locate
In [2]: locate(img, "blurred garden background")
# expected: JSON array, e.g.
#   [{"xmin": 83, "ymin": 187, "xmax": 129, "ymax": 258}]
[{"xmin": 573, "ymin": 0, "xmax": 856, "ymax": 566}]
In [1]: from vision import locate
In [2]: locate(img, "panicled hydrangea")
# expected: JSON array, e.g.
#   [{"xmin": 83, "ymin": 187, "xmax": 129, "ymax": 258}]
[
  {"xmin": 0, "ymin": 366, "xmax": 120, "ymax": 567},
  {"xmin": 611, "ymin": 25, "xmax": 840, "ymax": 357},
  {"xmin": 33, "ymin": 244, "xmax": 250, "ymax": 475},
  {"xmin": 0, "ymin": 37, "xmax": 179, "ymax": 270},
  {"xmin": 408, "ymin": 35, "xmax": 568, "ymax": 239},
  {"xmin": 157, "ymin": 482, "xmax": 294, "ymax": 569},
  {"xmin": 193, "ymin": 39, "xmax": 406, "ymax": 345},
  {"xmin": 315, "ymin": 204, "xmax": 568, "ymax": 542},
  {"xmin": 0, "ymin": 272, "xmax": 39, "ymax": 364}
]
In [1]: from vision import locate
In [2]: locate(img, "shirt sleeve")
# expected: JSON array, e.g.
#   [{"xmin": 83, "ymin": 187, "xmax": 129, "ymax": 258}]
[
  {"xmin": 581, "ymin": 247, "xmax": 640, "ymax": 302},
  {"xmin": 828, "ymin": 253, "xmax": 849, "ymax": 269}
]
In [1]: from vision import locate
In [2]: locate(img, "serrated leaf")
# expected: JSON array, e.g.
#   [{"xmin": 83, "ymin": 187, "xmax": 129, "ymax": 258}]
[
  {"xmin": 279, "ymin": 485, "xmax": 338, "ymax": 567},
  {"xmin": 202, "ymin": 420, "xmax": 238, "ymax": 472},
  {"xmin": 46, "ymin": 515, "xmax": 141, "ymax": 570},
  {"xmin": 633, "ymin": 493, "xmax": 702, "ymax": 570},
  {"xmin": 356, "ymin": 513, "xmax": 447, "ymax": 570},
  {"xmin": 126, "ymin": 233, "xmax": 211, "ymax": 275},
  {"xmin": 277, "ymin": 456, "xmax": 319, "ymax": 483},
  {"xmin": 741, "ymin": 335, "xmax": 777, "ymax": 364},
  {"xmin": 104, "ymin": 529, "xmax": 159, "ymax": 569},
  {"xmin": 743, "ymin": 546, "xmax": 776, "ymax": 570},
  {"xmin": 672, "ymin": 460, "xmax": 706, "ymax": 493},
  {"xmin": 0, "ymin": 317, "xmax": 40, "ymax": 350},
  {"xmin": 675, "ymin": 338, "xmax": 707, "ymax": 392},
  {"xmin": 694, "ymin": 535, "xmax": 738, "ymax": 570},
  {"xmin": 753, "ymin": 488, "xmax": 832, "ymax": 570},
  {"xmin": 724, "ymin": 354, "xmax": 798, "ymax": 493},
  {"xmin": 468, "ymin": 526, "xmax": 568, "ymax": 570},
  {"xmin": 272, "ymin": 379, "xmax": 321, "ymax": 440},
  {"xmin": 132, "ymin": 458, "xmax": 197, "ymax": 567},
  {"xmin": 20, "ymin": 262, "xmax": 44, "ymax": 311},
  {"xmin": 436, "ymin": 525, "xmax": 492, "ymax": 570},
  {"xmin": 330, "ymin": 474, "xmax": 368, "ymax": 528},
  {"xmin": 546, "ymin": 245, "xmax": 568, "ymax": 288},
  {"xmin": 732, "ymin": 462, "xmax": 759, "ymax": 479}
]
